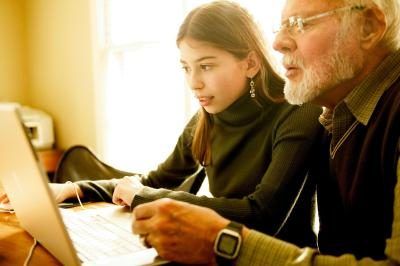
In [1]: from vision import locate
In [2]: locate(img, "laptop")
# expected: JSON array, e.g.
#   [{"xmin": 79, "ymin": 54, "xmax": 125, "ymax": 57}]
[{"xmin": 0, "ymin": 104, "xmax": 167, "ymax": 266}]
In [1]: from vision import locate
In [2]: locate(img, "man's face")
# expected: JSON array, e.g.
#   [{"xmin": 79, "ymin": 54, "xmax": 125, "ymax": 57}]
[{"xmin": 273, "ymin": 0, "xmax": 364, "ymax": 106}]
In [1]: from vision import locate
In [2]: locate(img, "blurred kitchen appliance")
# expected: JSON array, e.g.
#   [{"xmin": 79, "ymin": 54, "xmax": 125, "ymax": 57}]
[
  {"xmin": 0, "ymin": 102, "xmax": 55, "ymax": 150},
  {"xmin": 20, "ymin": 106, "xmax": 54, "ymax": 150}
]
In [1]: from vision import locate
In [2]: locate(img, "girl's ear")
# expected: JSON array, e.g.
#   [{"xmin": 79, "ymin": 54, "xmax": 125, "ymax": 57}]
[
  {"xmin": 360, "ymin": 5, "xmax": 387, "ymax": 50},
  {"xmin": 245, "ymin": 51, "xmax": 261, "ymax": 78}
]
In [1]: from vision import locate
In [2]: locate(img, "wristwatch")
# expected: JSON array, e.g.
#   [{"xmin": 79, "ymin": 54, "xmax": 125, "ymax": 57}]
[{"xmin": 214, "ymin": 221, "xmax": 243, "ymax": 265}]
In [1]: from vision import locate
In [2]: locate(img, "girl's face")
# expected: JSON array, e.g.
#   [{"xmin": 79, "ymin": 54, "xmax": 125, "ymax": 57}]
[{"xmin": 179, "ymin": 38, "xmax": 250, "ymax": 114}]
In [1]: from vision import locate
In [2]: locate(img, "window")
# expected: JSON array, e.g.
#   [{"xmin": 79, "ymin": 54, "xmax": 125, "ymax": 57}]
[{"xmin": 99, "ymin": 0, "xmax": 284, "ymax": 173}]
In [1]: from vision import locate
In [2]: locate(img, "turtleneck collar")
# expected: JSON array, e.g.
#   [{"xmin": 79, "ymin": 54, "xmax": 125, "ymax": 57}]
[{"xmin": 212, "ymin": 93, "xmax": 268, "ymax": 127}]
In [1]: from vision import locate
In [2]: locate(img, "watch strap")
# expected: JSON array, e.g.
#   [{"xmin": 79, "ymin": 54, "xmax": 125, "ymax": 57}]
[
  {"xmin": 216, "ymin": 256, "xmax": 234, "ymax": 266},
  {"xmin": 215, "ymin": 221, "xmax": 243, "ymax": 266},
  {"xmin": 227, "ymin": 221, "xmax": 243, "ymax": 233}
]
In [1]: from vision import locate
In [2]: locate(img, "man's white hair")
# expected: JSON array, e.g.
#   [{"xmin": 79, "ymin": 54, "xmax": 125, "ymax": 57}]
[{"xmin": 342, "ymin": 0, "xmax": 400, "ymax": 50}]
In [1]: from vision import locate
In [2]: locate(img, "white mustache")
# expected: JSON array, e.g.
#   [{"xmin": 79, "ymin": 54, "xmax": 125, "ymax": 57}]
[{"xmin": 282, "ymin": 56, "xmax": 305, "ymax": 68}]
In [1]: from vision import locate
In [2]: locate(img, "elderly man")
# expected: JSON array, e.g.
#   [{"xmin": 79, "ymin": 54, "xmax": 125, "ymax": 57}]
[{"xmin": 132, "ymin": 0, "xmax": 400, "ymax": 265}]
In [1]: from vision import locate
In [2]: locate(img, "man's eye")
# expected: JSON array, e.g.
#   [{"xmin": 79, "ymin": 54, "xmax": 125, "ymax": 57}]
[{"xmin": 301, "ymin": 21, "xmax": 311, "ymax": 29}]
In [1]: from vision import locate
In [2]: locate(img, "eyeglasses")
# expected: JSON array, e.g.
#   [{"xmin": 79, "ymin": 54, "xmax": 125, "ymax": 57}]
[{"xmin": 273, "ymin": 5, "xmax": 365, "ymax": 37}]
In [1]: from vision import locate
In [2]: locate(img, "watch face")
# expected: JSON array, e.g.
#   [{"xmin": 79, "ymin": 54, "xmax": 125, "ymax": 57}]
[{"xmin": 217, "ymin": 232, "xmax": 239, "ymax": 255}]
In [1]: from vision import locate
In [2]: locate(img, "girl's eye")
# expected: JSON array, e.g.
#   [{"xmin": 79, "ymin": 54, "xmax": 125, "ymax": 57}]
[
  {"xmin": 200, "ymin": 64, "xmax": 212, "ymax": 71},
  {"xmin": 181, "ymin": 66, "xmax": 190, "ymax": 73}
]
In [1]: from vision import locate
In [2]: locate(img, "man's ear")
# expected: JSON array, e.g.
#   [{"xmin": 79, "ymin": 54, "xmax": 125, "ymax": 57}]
[
  {"xmin": 360, "ymin": 5, "xmax": 387, "ymax": 50},
  {"xmin": 245, "ymin": 51, "xmax": 261, "ymax": 78}
]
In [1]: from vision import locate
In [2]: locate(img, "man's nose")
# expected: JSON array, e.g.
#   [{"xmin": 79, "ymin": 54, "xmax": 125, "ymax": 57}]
[{"xmin": 272, "ymin": 30, "xmax": 296, "ymax": 55}]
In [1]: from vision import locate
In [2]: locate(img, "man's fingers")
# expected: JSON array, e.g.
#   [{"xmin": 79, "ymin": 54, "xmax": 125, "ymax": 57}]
[
  {"xmin": 132, "ymin": 202, "xmax": 161, "ymax": 235},
  {"xmin": 139, "ymin": 234, "xmax": 152, "ymax": 248},
  {"xmin": 133, "ymin": 201, "xmax": 158, "ymax": 220}
]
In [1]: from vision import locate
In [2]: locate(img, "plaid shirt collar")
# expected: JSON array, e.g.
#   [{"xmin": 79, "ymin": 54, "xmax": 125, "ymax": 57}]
[{"xmin": 320, "ymin": 49, "xmax": 400, "ymax": 132}]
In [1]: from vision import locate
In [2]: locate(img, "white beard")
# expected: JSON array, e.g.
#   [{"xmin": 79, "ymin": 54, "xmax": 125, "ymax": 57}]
[{"xmin": 283, "ymin": 33, "xmax": 363, "ymax": 105}]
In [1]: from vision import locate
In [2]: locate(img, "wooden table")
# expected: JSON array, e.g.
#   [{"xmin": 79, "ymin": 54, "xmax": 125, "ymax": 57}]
[
  {"xmin": 0, "ymin": 181, "xmax": 60, "ymax": 265},
  {"xmin": 0, "ymin": 193, "xmax": 112, "ymax": 266},
  {"xmin": 0, "ymin": 210, "xmax": 62, "ymax": 265}
]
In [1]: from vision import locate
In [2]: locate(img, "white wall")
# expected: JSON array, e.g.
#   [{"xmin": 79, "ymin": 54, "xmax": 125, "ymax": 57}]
[
  {"xmin": 0, "ymin": 0, "xmax": 28, "ymax": 104},
  {"xmin": 25, "ymin": 0, "xmax": 98, "ymax": 150}
]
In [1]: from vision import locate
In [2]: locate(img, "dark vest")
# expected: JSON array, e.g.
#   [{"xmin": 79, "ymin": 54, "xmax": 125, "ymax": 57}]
[{"xmin": 314, "ymin": 82, "xmax": 400, "ymax": 259}]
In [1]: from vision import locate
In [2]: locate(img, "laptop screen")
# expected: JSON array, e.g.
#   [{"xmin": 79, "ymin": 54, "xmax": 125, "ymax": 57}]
[{"xmin": 0, "ymin": 105, "xmax": 167, "ymax": 266}]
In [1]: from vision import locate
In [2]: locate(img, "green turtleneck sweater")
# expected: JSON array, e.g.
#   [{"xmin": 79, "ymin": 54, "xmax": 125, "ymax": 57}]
[{"xmin": 77, "ymin": 93, "xmax": 322, "ymax": 245}]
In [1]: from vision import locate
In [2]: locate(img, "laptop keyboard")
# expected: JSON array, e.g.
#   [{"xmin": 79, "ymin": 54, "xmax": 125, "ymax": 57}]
[{"xmin": 62, "ymin": 211, "xmax": 146, "ymax": 262}]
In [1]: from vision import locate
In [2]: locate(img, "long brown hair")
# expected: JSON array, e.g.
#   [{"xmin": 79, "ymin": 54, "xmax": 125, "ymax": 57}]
[{"xmin": 177, "ymin": 0, "xmax": 284, "ymax": 166}]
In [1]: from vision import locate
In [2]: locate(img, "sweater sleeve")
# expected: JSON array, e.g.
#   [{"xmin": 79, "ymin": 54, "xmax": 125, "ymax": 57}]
[
  {"xmin": 236, "ymin": 158, "xmax": 400, "ymax": 265},
  {"xmin": 75, "ymin": 179, "xmax": 119, "ymax": 202},
  {"xmin": 132, "ymin": 104, "xmax": 322, "ymax": 232},
  {"xmin": 75, "ymin": 114, "xmax": 200, "ymax": 202}
]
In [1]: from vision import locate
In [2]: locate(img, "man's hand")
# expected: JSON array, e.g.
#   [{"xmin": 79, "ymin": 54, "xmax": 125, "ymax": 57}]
[
  {"xmin": 132, "ymin": 198, "xmax": 230, "ymax": 264},
  {"xmin": 112, "ymin": 176, "xmax": 144, "ymax": 206}
]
